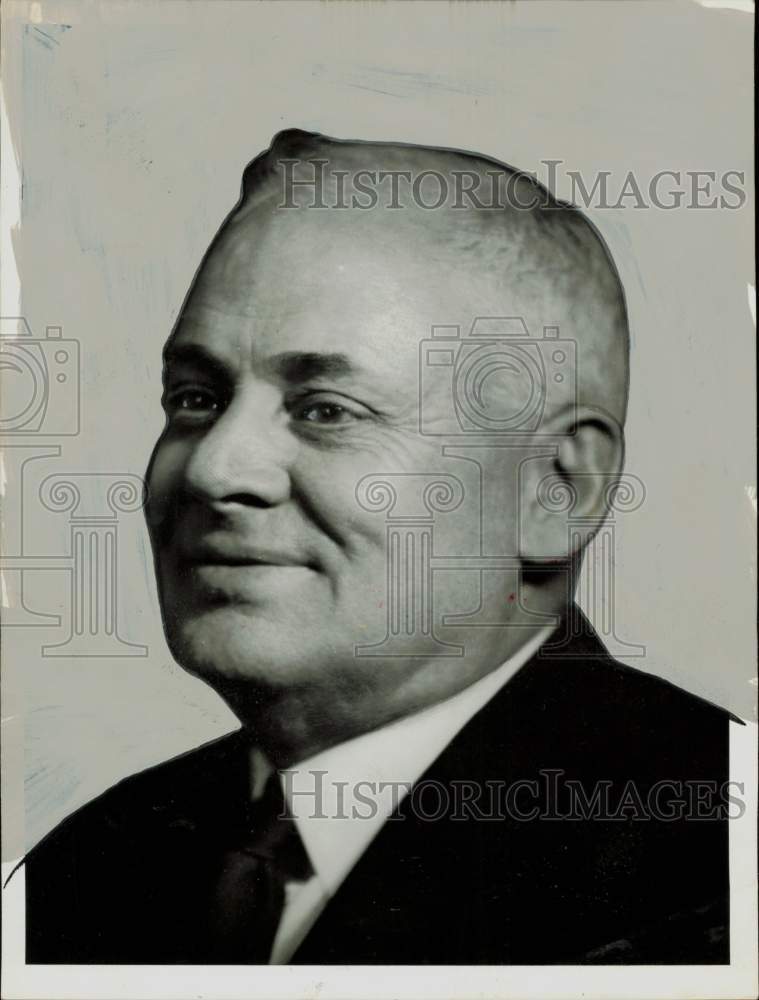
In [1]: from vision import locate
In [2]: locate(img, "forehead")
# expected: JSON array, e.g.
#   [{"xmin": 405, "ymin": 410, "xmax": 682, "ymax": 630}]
[{"xmin": 170, "ymin": 202, "xmax": 530, "ymax": 377}]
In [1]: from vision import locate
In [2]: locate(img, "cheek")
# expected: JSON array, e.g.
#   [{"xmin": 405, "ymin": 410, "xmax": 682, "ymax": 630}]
[{"xmin": 293, "ymin": 456, "xmax": 390, "ymax": 563}]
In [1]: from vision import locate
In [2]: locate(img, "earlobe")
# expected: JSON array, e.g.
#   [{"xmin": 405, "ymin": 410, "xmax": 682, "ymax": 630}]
[{"xmin": 519, "ymin": 406, "xmax": 625, "ymax": 562}]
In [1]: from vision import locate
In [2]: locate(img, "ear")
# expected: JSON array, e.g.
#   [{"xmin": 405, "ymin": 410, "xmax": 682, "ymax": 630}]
[{"xmin": 519, "ymin": 404, "xmax": 625, "ymax": 562}]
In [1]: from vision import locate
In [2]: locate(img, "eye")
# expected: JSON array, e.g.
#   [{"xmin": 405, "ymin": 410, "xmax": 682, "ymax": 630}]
[
  {"xmin": 163, "ymin": 386, "xmax": 222, "ymax": 423},
  {"xmin": 290, "ymin": 393, "xmax": 369, "ymax": 428},
  {"xmin": 295, "ymin": 400, "xmax": 350, "ymax": 425}
]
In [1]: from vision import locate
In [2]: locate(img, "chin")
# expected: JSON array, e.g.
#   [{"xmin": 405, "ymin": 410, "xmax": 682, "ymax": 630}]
[{"xmin": 164, "ymin": 604, "xmax": 340, "ymax": 691}]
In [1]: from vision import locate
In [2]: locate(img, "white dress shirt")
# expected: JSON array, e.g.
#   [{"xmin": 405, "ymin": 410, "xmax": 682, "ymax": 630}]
[{"xmin": 250, "ymin": 626, "xmax": 553, "ymax": 964}]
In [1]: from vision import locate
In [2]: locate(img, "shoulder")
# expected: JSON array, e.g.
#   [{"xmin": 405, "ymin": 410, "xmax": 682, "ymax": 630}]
[
  {"xmin": 21, "ymin": 728, "xmax": 246, "ymax": 872},
  {"xmin": 473, "ymin": 615, "xmax": 738, "ymax": 786},
  {"xmin": 21, "ymin": 729, "xmax": 248, "ymax": 963}
]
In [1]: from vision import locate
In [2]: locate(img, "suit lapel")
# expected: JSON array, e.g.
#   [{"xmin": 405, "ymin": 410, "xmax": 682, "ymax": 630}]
[{"xmin": 292, "ymin": 618, "xmax": 604, "ymax": 963}]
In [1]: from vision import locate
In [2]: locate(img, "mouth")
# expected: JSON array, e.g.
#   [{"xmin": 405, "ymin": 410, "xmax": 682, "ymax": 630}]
[
  {"xmin": 166, "ymin": 545, "xmax": 318, "ymax": 606},
  {"xmin": 176, "ymin": 541, "xmax": 316, "ymax": 571},
  {"xmin": 187, "ymin": 556, "xmax": 307, "ymax": 569}
]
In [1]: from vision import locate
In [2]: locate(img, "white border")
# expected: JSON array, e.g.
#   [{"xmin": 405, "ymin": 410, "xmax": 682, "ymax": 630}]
[{"xmin": 1, "ymin": 2, "xmax": 756, "ymax": 995}]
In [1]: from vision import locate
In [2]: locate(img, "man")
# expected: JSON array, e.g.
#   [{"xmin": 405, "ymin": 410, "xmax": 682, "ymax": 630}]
[{"xmin": 21, "ymin": 130, "xmax": 733, "ymax": 964}]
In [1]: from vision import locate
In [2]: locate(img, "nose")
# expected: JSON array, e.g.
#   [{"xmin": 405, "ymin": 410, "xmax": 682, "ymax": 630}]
[{"xmin": 182, "ymin": 387, "xmax": 294, "ymax": 508}]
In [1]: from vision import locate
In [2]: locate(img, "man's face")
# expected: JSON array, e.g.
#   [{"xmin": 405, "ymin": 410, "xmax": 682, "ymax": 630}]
[{"xmin": 146, "ymin": 202, "xmax": 525, "ymax": 701}]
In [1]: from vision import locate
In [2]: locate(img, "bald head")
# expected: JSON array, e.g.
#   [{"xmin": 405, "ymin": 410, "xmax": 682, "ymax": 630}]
[{"xmin": 197, "ymin": 129, "xmax": 629, "ymax": 427}]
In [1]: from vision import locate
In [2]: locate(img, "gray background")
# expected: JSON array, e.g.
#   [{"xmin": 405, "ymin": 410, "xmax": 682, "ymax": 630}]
[{"xmin": 2, "ymin": 0, "xmax": 755, "ymax": 858}]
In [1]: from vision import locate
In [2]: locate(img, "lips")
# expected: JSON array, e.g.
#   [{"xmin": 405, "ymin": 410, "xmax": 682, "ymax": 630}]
[
  {"xmin": 177, "ymin": 538, "xmax": 313, "ymax": 569},
  {"xmin": 167, "ymin": 538, "xmax": 317, "ymax": 604}
]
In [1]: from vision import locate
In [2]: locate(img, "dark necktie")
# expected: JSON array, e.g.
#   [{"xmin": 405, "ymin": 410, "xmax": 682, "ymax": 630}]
[{"xmin": 206, "ymin": 769, "xmax": 313, "ymax": 963}]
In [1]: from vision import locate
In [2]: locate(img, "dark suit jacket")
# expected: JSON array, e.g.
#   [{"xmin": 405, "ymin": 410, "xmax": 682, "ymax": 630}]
[{"xmin": 21, "ymin": 613, "xmax": 734, "ymax": 964}]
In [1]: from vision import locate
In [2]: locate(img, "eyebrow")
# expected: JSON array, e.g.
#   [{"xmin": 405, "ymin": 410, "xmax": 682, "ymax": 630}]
[
  {"xmin": 272, "ymin": 351, "xmax": 354, "ymax": 382},
  {"xmin": 162, "ymin": 343, "xmax": 232, "ymax": 383},
  {"xmin": 162, "ymin": 343, "xmax": 357, "ymax": 384}
]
